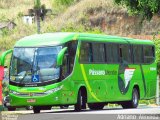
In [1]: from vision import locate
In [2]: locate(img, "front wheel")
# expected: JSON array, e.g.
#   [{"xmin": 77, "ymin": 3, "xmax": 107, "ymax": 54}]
[
  {"xmin": 74, "ymin": 89, "xmax": 87, "ymax": 112},
  {"xmin": 74, "ymin": 90, "xmax": 82, "ymax": 111},
  {"xmin": 121, "ymin": 88, "xmax": 139, "ymax": 109}
]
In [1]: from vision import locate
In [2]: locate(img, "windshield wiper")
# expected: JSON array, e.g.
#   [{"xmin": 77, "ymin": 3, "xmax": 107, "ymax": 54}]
[
  {"xmin": 31, "ymin": 48, "xmax": 39, "ymax": 75},
  {"xmin": 18, "ymin": 70, "xmax": 33, "ymax": 84},
  {"xmin": 18, "ymin": 71, "xmax": 27, "ymax": 84}
]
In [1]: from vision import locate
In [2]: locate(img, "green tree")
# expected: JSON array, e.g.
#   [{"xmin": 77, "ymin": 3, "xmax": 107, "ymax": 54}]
[
  {"xmin": 114, "ymin": 0, "xmax": 160, "ymax": 20},
  {"xmin": 114, "ymin": 0, "xmax": 160, "ymax": 74},
  {"xmin": 153, "ymin": 35, "xmax": 160, "ymax": 74}
]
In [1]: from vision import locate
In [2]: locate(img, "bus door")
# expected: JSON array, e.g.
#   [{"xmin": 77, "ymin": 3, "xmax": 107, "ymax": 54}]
[{"xmin": 60, "ymin": 41, "xmax": 78, "ymax": 104}]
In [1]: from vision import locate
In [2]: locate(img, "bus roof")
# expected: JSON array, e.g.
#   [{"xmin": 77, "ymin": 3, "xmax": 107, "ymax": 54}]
[{"xmin": 15, "ymin": 32, "xmax": 154, "ymax": 47}]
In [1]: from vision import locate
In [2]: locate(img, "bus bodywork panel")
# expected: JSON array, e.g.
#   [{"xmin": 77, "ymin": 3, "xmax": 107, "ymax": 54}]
[{"xmin": 15, "ymin": 33, "xmax": 154, "ymax": 47}]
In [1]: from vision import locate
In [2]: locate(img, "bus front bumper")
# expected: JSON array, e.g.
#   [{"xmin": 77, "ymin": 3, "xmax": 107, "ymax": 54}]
[{"xmin": 9, "ymin": 92, "xmax": 61, "ymax": 107}]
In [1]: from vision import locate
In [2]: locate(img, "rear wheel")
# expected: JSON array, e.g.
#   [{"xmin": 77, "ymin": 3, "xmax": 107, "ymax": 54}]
[
  {"xmin": 121, "ymin": 88, "xmax": 139, "ymax": 109},
  {"xmin": 88, "ymin": 103, "xmax": 105, "ymax": 110},
  {"xmin": 33, "ymin": 107, "xmax": 40, "ymax": 114}
]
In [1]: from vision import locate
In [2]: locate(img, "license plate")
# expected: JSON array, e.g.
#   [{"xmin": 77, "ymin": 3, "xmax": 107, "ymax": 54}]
[{"xmin": 27, "ymin": 99, "xmax": 36, "ymax": 103}]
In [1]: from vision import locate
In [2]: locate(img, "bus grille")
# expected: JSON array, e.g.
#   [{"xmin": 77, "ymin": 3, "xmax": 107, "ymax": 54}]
[{"xmin": 16, "ymin": 92, "xmax": 47, "ymax": 97}]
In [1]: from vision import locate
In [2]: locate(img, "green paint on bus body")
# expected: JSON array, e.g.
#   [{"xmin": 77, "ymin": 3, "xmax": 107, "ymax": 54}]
[
  {"xmin": 15, "ymin": 33, "xmax": 154, "ymax": 47},
  {"xmin": 80, "ymin": 64, "xmax": 101, "ymax": 102},
  {"xmin": 77, "ymin": 44, "xmax": 101, "ymax": 102},
  {"xmin": 3, "ymin": 32, "xmax": 156, "ymax": 108}
]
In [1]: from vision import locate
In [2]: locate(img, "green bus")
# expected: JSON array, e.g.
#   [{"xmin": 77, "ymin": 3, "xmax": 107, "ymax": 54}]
[{"xmin": 1, "ymin": 32, "xmax": 157, "ymax": 113}]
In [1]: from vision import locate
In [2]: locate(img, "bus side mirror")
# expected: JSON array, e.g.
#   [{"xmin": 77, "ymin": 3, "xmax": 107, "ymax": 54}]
[
  {"xmin": 0, "ymin": 49, "xmax": 13, "ymax": 66},
  {"xmin": 57, "ymin": 47, "xmax": 68, "ymax": 66}
]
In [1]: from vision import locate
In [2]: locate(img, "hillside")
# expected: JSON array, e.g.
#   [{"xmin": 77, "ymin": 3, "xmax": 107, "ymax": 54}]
[
  {"xmin": 52, "ymin": 0, "xmax": 160, "ymax": 36},
  {"xmin": 0, "ymin": 0, "xmax": 53, "ymax": 51},
  {"xmin": 0, "ymin": 0, "xmax": 160, "ymax": 52}
]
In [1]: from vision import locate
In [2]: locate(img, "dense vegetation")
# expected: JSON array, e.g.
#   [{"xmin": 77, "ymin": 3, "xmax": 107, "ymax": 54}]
[
  {"xmin": 113, "ymin": 0, "xmax": 160, "ymax": 73},
  {"xmin": 114, "ymin": 0, "xmax": 160, "ymax": 20},
  {"xmin": 153, "ymin": 36, "xmax": 160, "ymax": 74}
]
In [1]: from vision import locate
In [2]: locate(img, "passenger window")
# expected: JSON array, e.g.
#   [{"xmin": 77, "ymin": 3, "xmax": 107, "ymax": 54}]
[
  {"xmin": 92, "ymin": 43, "xmax": 105, "ymax": 63},
  {"xmin": 133, "ymin": 45, "xmax": 143, "ymax": 63},
  {"xmin": 106, "ymin": 44, "xmax": 119, "ymax": 63},
  {"xmin": 119, "ymin": 44, "xmax": 132, "ymax": 64},
  {"xmin": 143, "ymin": 46, "xmax": 154, "ymax": 63},
  {"xmin": 80, "ymin": 42, "xmax": 93, "ymax": 63}
]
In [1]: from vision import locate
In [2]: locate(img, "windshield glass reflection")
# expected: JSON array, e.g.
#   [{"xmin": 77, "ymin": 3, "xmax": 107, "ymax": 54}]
[{"xmin": 10, "ymin": 46, "xmax": 62, "ymax": 84}]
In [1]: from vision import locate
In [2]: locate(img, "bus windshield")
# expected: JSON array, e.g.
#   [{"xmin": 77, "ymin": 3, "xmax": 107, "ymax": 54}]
[{"xmin": 10, "ymin": 46, "xmax": 62, "ymax": 84}]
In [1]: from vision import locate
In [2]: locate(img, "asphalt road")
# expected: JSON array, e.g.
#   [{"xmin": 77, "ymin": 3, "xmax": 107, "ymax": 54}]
[{"xmin": 1, "ymin": 106, "xmax": 160, "ymax": 120}]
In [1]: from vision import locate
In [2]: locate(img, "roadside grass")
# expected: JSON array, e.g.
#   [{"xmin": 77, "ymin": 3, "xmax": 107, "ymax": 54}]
[
  {"xmin": 0, "ymin": 19, "xmax": 37, "ymax": 50},
  {"xmin": 0, "ymin": 0, "xmax": 33, "ymax": 20}
]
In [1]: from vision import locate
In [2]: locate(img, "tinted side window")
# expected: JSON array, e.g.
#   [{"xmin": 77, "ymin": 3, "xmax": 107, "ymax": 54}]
[
  {"xmin": 92, "ymin": 43, "xmax": 105, "ymax": 63},
  {"xmin": 106, "ymin": 44, "xmax": 118, "ymax": 63},
  {"xmin": 143, "ymin": 46, "xmax": 155, "ymax": 63},
  {"xmin": 68, "ymin": 41, "xmax": 78, "ymax": 73},
  {"xmin": 61, "ymin": 41, "xmax": 78, "ymax": 79},
  {"xmin": 80, "ymin": 42, "xmax": 93, "ymax": 63},
  {"xmin": 133, "ymin": 45, "xmax": 143, "ymax": 63},
  {"xmin": 119, "ymin": 44, "xmax": 132, "ymax": 63}
]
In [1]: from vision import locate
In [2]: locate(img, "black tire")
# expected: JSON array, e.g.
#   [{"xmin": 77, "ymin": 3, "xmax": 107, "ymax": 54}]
[
  {"xmin": 82, "ymin": 93, "xmax": 87, "ymax": 109},
  {"xmin": 74, "ymin": 90, "xmax": 82, "ymax": 111},
  {"xmin": 8, "ymin": 107, "xmax": 16, "ymax": 111},
  {"xmin": 88, "ymin": 103, "xmax": 105, "ymax": 110},
  {"xmin": 33, "ymin": 107, "xmax": 40, "ymax": 114},
  {"xmin": 121, "ymin": 88, "xmax": 139, "ymax": 109},
  {"xmin": 74, "ymin": 89, "xmax": 87, "ymax": 111}
]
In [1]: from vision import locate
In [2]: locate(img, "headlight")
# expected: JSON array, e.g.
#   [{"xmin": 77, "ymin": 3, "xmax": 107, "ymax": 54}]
[
  {"xmin": 10, "ymin": 90, "xmax": 20, "ymax": 95},
  {"xmin": 44, "ymin": 90, "xmax": 53, "ymax": 94},
  {"xmin": 9, "ymin": 85, "xmax": 63, "ymax": 96},
  {"xmin": 44, "ymin": 85, "xmax": 63, "ymax": 94}
]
